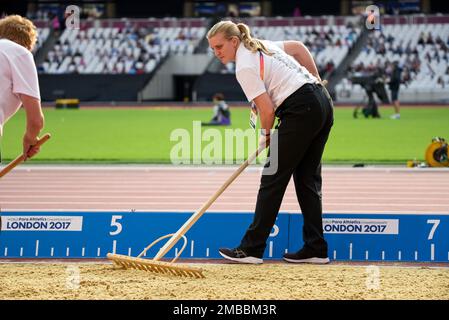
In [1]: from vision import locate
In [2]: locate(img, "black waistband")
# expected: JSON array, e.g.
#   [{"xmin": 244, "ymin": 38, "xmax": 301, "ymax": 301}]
[{"xmin": 275, "ymin": 83, "xmax": 320, "ymax": 117}]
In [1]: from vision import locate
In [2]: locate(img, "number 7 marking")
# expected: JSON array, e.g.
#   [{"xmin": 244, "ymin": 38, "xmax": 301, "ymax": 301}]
[{"xmin": 427, "ymin": 219, "xmax": 440, "ymax": 240}]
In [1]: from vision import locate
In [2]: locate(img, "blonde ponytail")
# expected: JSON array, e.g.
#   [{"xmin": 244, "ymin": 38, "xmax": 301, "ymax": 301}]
[
  {"xmin": 207, "ymin": 20, "xmax": 272, "ymax": 56},
  {"xmin": 236, "ymin": 23, "xmax": 272, "ymax": 55}
]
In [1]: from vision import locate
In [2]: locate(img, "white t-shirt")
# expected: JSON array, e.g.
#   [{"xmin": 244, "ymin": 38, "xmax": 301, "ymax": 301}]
[
  {"xmin": 0, "ymin": 39, "xmax": 41, "ymax": 135},
  {"xmin": 235, "ymin": 40, "xmax": 318, "ymax": 108}
]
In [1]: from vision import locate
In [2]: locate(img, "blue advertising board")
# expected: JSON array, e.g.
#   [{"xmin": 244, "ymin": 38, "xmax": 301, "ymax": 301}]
[{"xmin": 0, "ymin": 211, "xmax": 447, "ymax": 262}]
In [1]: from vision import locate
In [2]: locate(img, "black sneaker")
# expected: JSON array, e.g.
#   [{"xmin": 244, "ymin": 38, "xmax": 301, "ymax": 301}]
[
  {"xmin": 219, "ymin": 248, "xmax": 263, "ymax": 264},
  {"xmin": 283, "ymin": 248, "xmax": 330, "ymax": 264}
]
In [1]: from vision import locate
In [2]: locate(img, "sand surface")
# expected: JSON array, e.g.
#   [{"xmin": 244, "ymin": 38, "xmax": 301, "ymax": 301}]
[{"xmin": 1, "ymin": 262, "xmax": 448, "ymax": 300}]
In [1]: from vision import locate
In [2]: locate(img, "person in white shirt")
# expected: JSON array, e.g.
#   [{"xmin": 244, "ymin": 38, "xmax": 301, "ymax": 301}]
[
  {"xmin": 0, "ymin": 15, "xmax": 44, "ymax": 161},
  {"xmin": 208, "ymin": 21, "xmax": 333, "ymax": 264}
]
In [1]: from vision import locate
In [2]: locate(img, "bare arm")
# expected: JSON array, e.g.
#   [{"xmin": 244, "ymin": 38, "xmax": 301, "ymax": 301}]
[
  {"xmin": 19, "ymin": 94, "xmax": 44, "ymax": 160},
  {"xmin": 253, "ymin": 92, "xmax": 275, "ymax": 148},
  {"xmin": 283, "ymin": 41, "xmax": 321, "ymax": 81}
]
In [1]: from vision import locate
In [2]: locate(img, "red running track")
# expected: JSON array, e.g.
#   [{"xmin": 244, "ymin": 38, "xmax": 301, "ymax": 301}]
[{"xmin": 1, "ymin": 165, "xmax": 448, "ymax": 214}]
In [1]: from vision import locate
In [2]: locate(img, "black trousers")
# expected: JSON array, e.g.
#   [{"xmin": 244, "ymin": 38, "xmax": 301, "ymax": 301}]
[{"xmin": 239, "ymin": 83, "xmax": 334, "ymax": 257}]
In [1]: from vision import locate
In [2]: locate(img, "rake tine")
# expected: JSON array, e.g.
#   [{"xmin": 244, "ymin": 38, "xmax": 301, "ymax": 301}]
[
  {"xmin": 176, "ymin": 269, "xmax": 185, "ymax": 277},
  {"xmin": 170, "ymin": 267, "xmax": 180, "ymax": 276},
  {"xmin": 148, "ymin": 264, "xmax": 156, "ymax": 273},
  {"xmin": 154, "ymin": 265, "xmax": 162, "ymax": 273},
  {"xmin": 154, "ymin": 265, "xmax": 164, "ymax": 274},
  {"xmin": 137, "ymin": 263, "xmax": 145, "ymax": 270},
  {"xmin": 107, "ymin": 254, "xmax": 205, "ymax": 279},
  {"xmin": 180, "ymin": 270, "xmax": 190, "ymax": 277},
  {"xmin": 153, "ymin": 265, "xmax": 162, "ymax": 273},
  {"xmin": 164, "ymin": 268, "xmax": 172, "ymax": 275}
]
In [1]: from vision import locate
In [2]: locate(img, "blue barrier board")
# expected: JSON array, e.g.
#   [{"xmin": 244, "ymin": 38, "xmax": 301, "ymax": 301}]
[{"xmin": 1, "ymin": 211, "xmax": 447, "ymax": 262}]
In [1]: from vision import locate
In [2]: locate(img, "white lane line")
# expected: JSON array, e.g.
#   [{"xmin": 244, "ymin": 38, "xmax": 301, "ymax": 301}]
[
  {"xmin": 3, "ymin": 195, "xmax": 447, "ymax": 203},
  {"xmin": 431, "ymin": 244, "xmax": 435, "ymax": 261},
  {"xmin": 349, "ymin": 243, "xmax": 353, "ymax": 260},
  {"xmin": 1, "ymin": 190, "xmax": 448, "ymax": 197},
  {"xmin": 35, "ymin": 240, "xmax": 39, "ymax": 257}
]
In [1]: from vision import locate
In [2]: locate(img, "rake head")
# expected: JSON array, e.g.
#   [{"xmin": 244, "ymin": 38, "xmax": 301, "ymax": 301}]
[
  {"xmin": 107, "ymin": 253, "xmax": 205, "ymax": 279},
  {"xmin": 107, "ymin": 233, "xmax": 205, "ymax": 279}
]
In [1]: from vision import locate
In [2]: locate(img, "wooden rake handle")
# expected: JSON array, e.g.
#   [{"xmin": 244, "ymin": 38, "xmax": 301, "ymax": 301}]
[
  {"xmin": 153, "ymin": 144, "xmax": 267, "ymax": 261},
  {"xmin": 0, "ymin": 133, "xmax": 51, "ymax": 178}
]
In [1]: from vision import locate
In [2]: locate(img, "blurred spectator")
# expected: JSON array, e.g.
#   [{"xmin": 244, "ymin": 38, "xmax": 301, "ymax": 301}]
[
  {"xmin": 437, "ymin": 76, "xmax": 445, "ymax": 88},
  {"xmin": 202, "ymin": 93, "xmax": 231, "ymax": 126},
  {"xmin": 51, "ymin": 13, "xmax": 61, "ymax": 34},
  {"xmin": 293, "ymin": 6, "xmax": 301, "ymax": 17},
  {"xmin": 388, "ymin": 61, "xmax": 402, "ymax": 119}
]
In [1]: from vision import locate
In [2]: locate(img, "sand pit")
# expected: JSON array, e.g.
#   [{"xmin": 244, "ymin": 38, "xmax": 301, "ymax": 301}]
[{"xmin": 0, "ymin": 262, "xmax": 448, "ymax": 300}]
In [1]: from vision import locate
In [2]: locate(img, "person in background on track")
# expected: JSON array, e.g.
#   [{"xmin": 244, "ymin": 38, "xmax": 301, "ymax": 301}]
[
  {"xmin": 207, "ymin": 20, "xmax": 333, "ymax": 265},
  {"xmin": 0, "ymin": 15, "xmax": 44, "ymax": 162}
]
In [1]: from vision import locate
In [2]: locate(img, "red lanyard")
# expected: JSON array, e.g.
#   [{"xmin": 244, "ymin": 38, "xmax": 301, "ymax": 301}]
[{"xmin": 259, "ymin": 50, "xmax": 264, "ymax": 80}]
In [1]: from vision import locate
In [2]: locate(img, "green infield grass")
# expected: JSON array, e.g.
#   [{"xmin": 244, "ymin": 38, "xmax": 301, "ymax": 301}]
[{"xmin": 1, "ymin": 106, "xmax": 448, "ymax": 164}]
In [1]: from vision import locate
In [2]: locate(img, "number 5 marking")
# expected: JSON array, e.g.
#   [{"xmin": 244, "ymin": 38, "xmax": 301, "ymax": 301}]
[
  {"xmin": 427, "ymin": 219, "xmax": 440, "ymax": 240},
  {"xmin": 110, "ymin": 215, "xmax": 123, "ymax": 236}
]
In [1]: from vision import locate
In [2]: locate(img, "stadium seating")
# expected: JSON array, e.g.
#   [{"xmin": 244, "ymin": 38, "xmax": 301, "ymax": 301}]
[
  {"xmin": 32, "ymin": 15, "xmax": 449, "ymax": 103},
  {"xmin": 335, "ymin": 21, "xmax": 449, "ymax": 103},
  {"xmin": 252, "ymin": 24, "xmax": 360, "ymax": 78},
  {"xmin": 212, "ymin": 19, "xmax": 360, "ymax": 78},
  {"xmin": 38, "ymin": 20, "xmax": 206, "ymax": 74}
]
